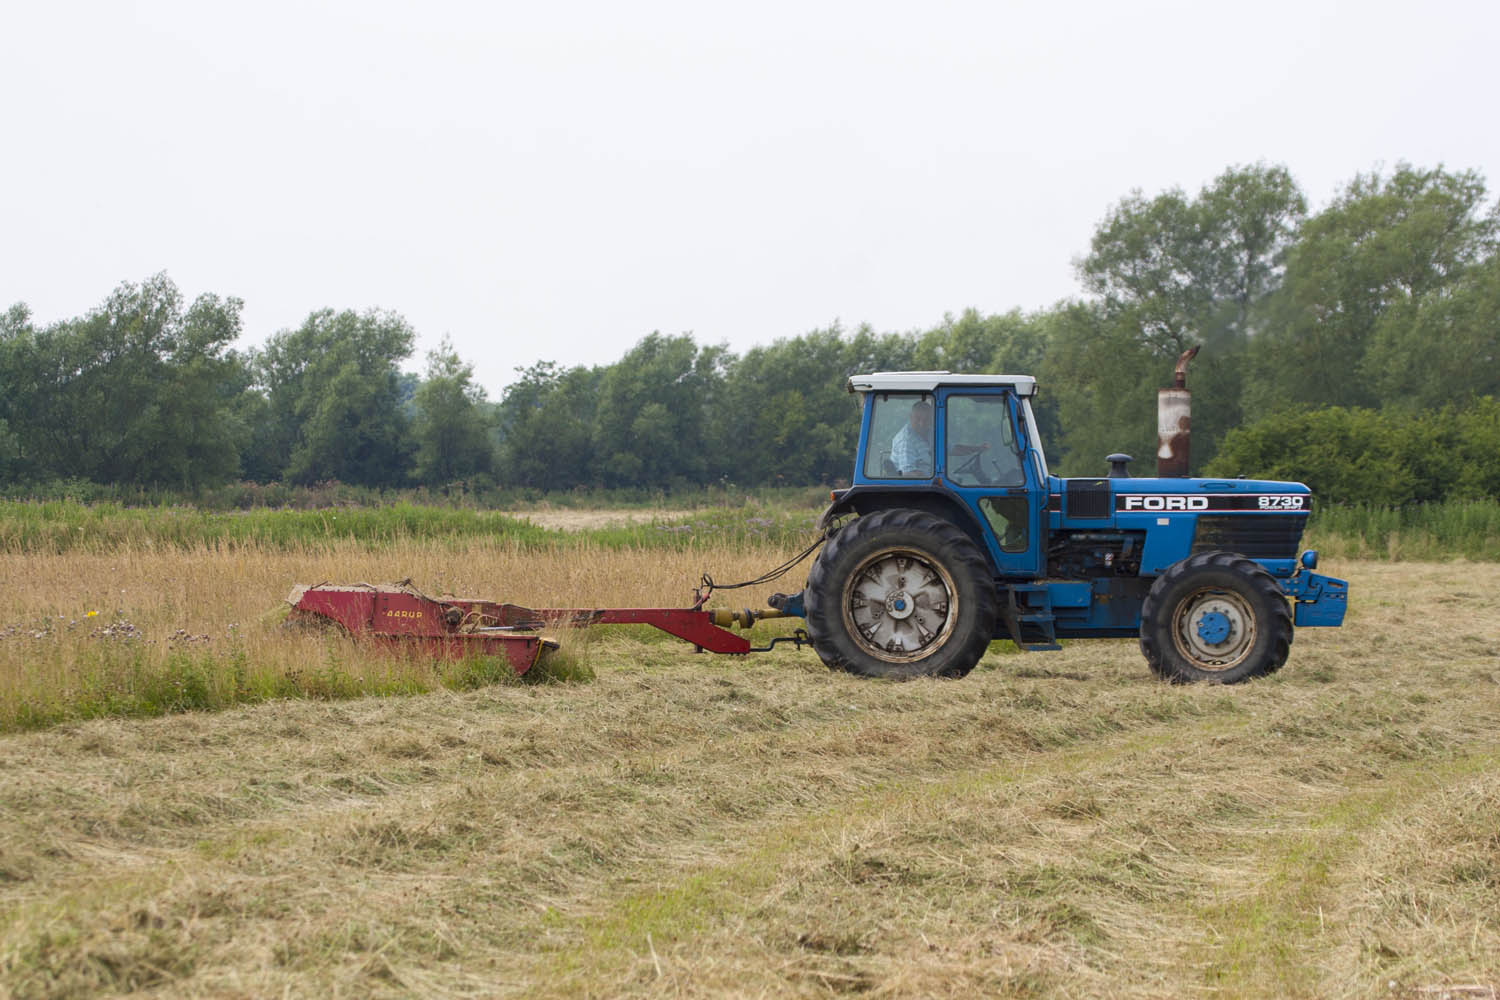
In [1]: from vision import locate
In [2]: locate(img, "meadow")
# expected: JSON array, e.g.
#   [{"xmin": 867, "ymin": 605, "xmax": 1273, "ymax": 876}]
[
  {"xmin": 3, "ymin": 494, "xmax": 1498, "ymax": 559},
  {"xmin": 0, "ymin": 502, "xmax": 1497, "ymax": 997}
]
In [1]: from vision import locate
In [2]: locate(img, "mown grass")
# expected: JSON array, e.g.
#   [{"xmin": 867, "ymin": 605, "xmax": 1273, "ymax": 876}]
[{"xmin": 0, "ymin": 559, "xmax": 1496, "ymax": 997}]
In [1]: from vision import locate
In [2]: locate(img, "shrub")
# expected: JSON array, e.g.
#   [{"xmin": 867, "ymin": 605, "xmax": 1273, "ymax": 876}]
[{"xmin": 1206, "ymin": 397, "xmax": 1500, "ymax": 506}]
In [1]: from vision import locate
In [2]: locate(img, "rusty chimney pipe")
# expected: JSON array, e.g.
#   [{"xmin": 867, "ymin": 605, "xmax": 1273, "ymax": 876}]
[{"xmin": 1157, "ymin": 346, "xmax": 1198, "ymax": 477}]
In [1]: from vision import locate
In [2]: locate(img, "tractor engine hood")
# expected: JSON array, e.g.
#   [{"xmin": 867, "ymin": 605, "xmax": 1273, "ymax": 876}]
[{"xmin": 1052, "ymin": 475, "xmax": 1312, "ymax": 576}]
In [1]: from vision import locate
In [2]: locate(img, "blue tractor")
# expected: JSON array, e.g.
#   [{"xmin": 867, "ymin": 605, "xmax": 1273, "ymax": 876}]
[{"xmin": 777, "ymin": 372, "xmax": 1349, "ymax": 682}]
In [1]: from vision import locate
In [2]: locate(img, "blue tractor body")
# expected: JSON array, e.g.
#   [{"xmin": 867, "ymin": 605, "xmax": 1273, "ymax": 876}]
[{"xmin": 789, "ymin": 372, "xmax": 1348, "ymax": 681}]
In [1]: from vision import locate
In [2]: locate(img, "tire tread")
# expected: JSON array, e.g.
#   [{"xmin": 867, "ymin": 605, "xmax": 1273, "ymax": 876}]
[
  {"xmin": 805, "ymin": 509, "xmax": 996, "ymax": 679},
  {"xmin": 1139, "ymin": 550, "xmax": 1292, "ymax": 684}
]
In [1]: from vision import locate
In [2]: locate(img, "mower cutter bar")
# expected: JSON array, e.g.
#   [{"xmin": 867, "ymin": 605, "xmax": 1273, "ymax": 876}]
[{"xmin": 284, "ymin": 583, "xmax": 792, "ymax": 676}]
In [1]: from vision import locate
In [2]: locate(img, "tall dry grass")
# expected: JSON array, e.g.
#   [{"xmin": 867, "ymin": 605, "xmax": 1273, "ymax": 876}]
[{"xmin": 0, "ymin": 539, "xmax": 801, "ymax": 731}]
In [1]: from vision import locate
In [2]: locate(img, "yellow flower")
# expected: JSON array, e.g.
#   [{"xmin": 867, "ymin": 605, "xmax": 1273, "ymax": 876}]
[{"xmin": 86, "ymin": 610, "xmax": 99, "ymax": 617}]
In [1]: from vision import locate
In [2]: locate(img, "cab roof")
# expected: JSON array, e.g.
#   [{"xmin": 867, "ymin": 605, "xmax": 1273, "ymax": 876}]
[{"xmin": 847, "ymin": 372, "xmax": 1037, "ymax": 397}]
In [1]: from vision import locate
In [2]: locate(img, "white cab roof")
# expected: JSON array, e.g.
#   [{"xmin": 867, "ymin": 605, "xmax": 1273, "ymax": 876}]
[{"xmin": 848, "ymin": 371, "xmax": 1037, "ymax": 396}]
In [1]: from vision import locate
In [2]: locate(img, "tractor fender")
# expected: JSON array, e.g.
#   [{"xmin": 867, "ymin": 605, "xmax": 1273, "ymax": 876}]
[{"xmin": 817, "ymin": 486, "xmax": 993, "ymax": 569}]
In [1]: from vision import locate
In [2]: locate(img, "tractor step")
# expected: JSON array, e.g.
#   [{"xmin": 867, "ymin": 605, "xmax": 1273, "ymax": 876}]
[{"xmin": 1003, "ymin": 586, "xmax": 1062, "ymax": 653}]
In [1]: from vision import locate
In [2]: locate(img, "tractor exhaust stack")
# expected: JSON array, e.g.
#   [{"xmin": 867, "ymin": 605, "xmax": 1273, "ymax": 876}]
[{"xmin": 1157, "ymin": 346, "xmax": 1198, "ymax": 477}]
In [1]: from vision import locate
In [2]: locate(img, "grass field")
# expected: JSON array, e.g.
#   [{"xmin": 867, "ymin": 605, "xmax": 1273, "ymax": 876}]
[
  {"xmin": 1, "ymin": 532, "xmax": 1498, "ymax": 997},
  {"xmin": 5, "ymin": 497, "xmax": 1500, "ymax": 561}
]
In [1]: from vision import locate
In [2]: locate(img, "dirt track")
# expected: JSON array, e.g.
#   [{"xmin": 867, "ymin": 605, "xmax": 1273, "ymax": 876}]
[{"xmin": 500, "ymin": 508, "xmax": 697, "ymax": 531}]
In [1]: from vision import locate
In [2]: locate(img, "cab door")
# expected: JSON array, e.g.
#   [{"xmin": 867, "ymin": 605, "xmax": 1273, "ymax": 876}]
[{"xmin": 938, "ymin": 389, "xmax": 1045, "ymax": 577}]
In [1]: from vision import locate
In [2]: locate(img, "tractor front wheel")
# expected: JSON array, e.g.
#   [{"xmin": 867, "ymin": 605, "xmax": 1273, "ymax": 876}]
[
  {"xmin": 1139, "ymin": 551, "xmax": 1292, "ymax": 684},
  {"xmin": 804, "ymin": 509, "xmax": 997, "ymax": 679}
]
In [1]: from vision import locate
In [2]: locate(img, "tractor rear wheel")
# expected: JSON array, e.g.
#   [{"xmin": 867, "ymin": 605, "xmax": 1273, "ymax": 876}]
[
  {"xmin": 1139, "ymin": 550, "xmax": 1292, "ymax": 684},
  {"xmin": 804, "ymin": 509, "xmax": 997, "ymax": 679}
]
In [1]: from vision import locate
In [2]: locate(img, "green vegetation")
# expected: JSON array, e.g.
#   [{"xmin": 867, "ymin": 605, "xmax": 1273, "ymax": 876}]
[
  {"xmin": 0, "ymin": 475, "xmax": 829, "ymax": 513},
  {"xmin": 0, "ymin": 500, "xmax": 546, "ymax": 553},
  {"xmin": 0, "ymin": 500, "xmax": 821, "ymax": 554},
  {"xmin": 1305, "ymin": 500, "xmax": 1500, "ymax": 561},
  {"xmin": 1207, "ymin": 398, "xmax": 1500, "ymax": 505},
  {"xmin": 2, "ymin": 497, "xmax": 1497, "ymax": 560},
  {"xmin": 4, "ymin": 162, "xmax": 1497, "ymax": 493},
  {"xmin": 1, "ymin": 635, "xmax": 590, "ymax": 734}
]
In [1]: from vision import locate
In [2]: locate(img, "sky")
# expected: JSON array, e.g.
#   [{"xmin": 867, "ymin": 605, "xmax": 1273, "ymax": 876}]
[{"xmin": 4, "ymin": 0, "xmax": 1498, "ymax": 397}]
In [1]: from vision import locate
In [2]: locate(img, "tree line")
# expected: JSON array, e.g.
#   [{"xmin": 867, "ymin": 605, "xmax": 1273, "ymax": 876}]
[{"xmin": 2, "ymin": 162, "xmax": 1496, "ymax": 498}]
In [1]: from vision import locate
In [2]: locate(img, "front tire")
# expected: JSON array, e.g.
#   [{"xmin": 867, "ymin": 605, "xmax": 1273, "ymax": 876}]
[
  {"xmin": 804, "ymin": 509, "xmax": 997, "ymax": 679},
  {"xmin": 1139, "ymin": 551, "xmax": 1292, "ymax": 684}
]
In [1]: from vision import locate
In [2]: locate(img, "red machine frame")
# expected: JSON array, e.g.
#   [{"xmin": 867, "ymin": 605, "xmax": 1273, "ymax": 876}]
[{"xmin": 285, "ymin": 583, "xmax": 795, "ymax": 676}]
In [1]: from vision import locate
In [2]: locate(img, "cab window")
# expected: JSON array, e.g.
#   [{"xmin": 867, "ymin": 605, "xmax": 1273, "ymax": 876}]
[
  {"xmin": 864, "ymin": 393, "xmax": 934, "ymax": 479},
  {"xmin": 944, "ymin": 394, "xmax": 1024, "ymax": 487}
]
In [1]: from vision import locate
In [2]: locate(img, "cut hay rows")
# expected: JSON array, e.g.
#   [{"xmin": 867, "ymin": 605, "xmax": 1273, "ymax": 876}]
[{"xmin": 1, "ymin": 547, "xmax": 1498, "ymax": 997}]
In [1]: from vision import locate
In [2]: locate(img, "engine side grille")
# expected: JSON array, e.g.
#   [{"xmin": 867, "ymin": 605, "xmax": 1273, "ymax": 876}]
[
  {"xmin": 1065, "ymin": 479, "xmax": 1112, "ymax": 519},
  {"xmin": 1191, "ymin": 514, "xmax": 1306, "ymax": 560}
]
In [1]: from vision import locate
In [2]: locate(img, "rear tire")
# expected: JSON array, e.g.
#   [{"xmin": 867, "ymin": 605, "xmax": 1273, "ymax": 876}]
[
  {"xmin": 804, "ymin": 509, "xmax": 997, "ymax": 679},
  {"xmin": 1139, "ymin": 551, "xmax": 1292, "ymax": 684}
]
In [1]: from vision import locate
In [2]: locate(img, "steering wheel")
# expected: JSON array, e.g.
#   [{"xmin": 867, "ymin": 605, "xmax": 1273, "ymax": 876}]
[{"xmin": 953, "ymin": 448, "xmax": 999, "ymax": 484}]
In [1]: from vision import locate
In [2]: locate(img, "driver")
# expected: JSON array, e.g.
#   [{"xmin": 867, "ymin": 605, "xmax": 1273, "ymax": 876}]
[
  {"xmin": 891, "ymin": 400, "xmax": 990, "ymax": 477},
  {"xmin": 891, "ymin": 400, "xmax": 935, "ymax": 476}
]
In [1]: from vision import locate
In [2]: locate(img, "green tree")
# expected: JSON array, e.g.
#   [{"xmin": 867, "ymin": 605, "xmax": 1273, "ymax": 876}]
[
  {"xmin": 1081, "ymin": 164, "xmax": 1304, "ymax": 350},
  {"xmin": 253, "ymin": 309, "xmax": 415, "ymax": 486},
  {"xmin": 1063, "ymin": 165, "xmax": 1306, "ymax": 473},
  {"xmin": 1079, "ymin": 186, "xmax": 1208, "ymax": 359},
  {"xmin": 711, "ymin": 329, "xmax": 850, "ymax": 486},
  {"xmin": 912, "ymin": 308, "xmax": 1049, "ymax": 375},
  {"xmin": 591, "ymin": 333, "xmax": 728, "ymax": 488},
  {"xmin": 0, "ymin": 275, "xmax": 249, "ymax": 487},
  {"xmin": 1197, "ymin": 164, "xmax": 1307, "ymax": 335},
  {"xmin": 1450, "ymin": 397, "xmax": 1500, "ymax": 498},
  {"xmin": 1039, "ymin": 302, "xmax": 1160, "ymax": 476},
  {"xmin": 707, "ymin": 323, "xmax": 912, "ymax": 487},
  {"xmin": 411, "ymin": 337, "xmax": 495, "ymax": 485},
  {"xmin": 1363, "ymin": 252, "xmax": 1500, "ymax": 410},
  {"xmin": 0, "ymin": 304, "xmax": 36, "ymax": 481},
  {"xmin": 496, "ymin": 361, "xmax": 600, "ymax": 490},
  {"xmin": 1250, "ymin": 164, "xmax": 1498, "ymax": 411}
]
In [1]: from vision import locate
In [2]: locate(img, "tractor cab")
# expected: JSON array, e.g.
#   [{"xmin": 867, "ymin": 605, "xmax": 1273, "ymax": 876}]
[{"xmin": 842, "ymin": 372, "xmax": 1050, "ymax": 578}]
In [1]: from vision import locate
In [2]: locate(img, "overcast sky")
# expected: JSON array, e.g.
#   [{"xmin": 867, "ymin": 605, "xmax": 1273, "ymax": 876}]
[{"xmin": 4, "ymin": 0, "xmax": 1497, "ymax": 397}]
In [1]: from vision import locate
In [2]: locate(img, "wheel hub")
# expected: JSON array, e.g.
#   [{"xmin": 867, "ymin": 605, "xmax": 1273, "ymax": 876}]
[
  {"xmin": 1173, "ymin": 589, "xmax": 1256, "ymax": 670},
  {"xmin": 843, "ymin": 549, "xmax": 957, "ymax": 662},
  {"xmin": 885, "ymin": 591, "xmax": 915, "ymax": 620},
  {"xmin": 1195, "ymin": 611, "xmax": 1232, "ymax": 645}
]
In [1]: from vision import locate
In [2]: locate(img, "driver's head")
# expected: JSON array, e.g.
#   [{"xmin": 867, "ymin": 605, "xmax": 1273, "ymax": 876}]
[{"xmin": 910, "ymin": 400, "xmax": 933, "ymax": 434}]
